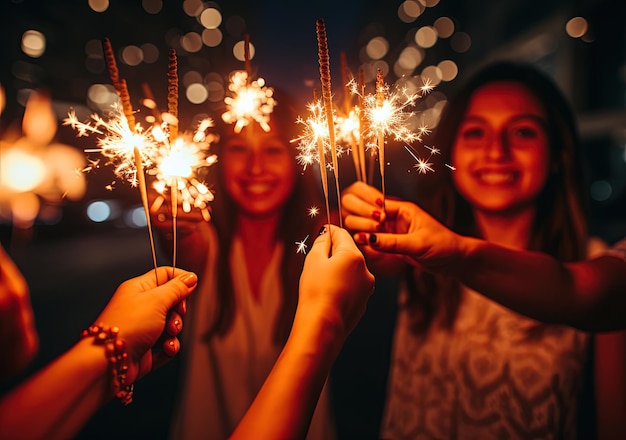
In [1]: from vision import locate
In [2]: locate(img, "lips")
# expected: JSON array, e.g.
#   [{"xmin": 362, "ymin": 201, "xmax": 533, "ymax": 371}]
[
  {"xmin": 239, "ymin": 181, "xmax": 275, "ymax": 195},
  {"xmin": 473, "ymin": 169, "xmax": 519, "ymax": 185}
]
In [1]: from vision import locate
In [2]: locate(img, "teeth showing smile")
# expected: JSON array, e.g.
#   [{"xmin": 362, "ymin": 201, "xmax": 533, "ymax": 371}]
[
  {"xmin": 476, "ymin": 171, "xmax": 516, "ymax": 184},
  {"xmin": 243, "ymin": 183, "xmax": 273, "ymax": 194}
]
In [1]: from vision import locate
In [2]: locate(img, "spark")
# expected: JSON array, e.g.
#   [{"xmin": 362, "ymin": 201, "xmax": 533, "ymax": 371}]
[
  {"xmin": 308, "ymin": 205, "xmax": 320, "ymax": 217},
  {"xmin": 292, "ymin": 99, "xmax": 344, "ymax": 171},
  {"xmin": 221, "ymin": 70, "xmax": 276, "ymax": 133},
  {"xmin": 149, "ymin": 118, "xmax": 218, "ymax": 221},
  {"xmin": 295, "ymin": 234, "xmax": 310, "ymax": 254},
  {"xmin": 63, "ymin": 104, "xmax": 158, "ymax": 187}
]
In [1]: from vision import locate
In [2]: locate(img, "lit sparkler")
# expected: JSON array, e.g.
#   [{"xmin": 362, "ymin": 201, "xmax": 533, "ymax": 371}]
[
  {"xmin": 64, "ymin": 37, "xmax": 160, "ymax": 283},
  {"xmin": 146, "ymin": 50, "xmax": 217, "ymax": 275},
  {"xmin": 150, "ymin": 119, "xmax": 217, "ymax": 223},
  {"xmin": 221, "ymin": 35, "xmax": 276, "ymax": 133},
  {"xmin": 355, "ymin": 69, "xmax": 434, "ymax": 210}
]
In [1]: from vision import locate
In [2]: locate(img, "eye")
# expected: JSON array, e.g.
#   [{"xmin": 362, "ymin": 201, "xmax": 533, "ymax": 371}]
[
  {"xmin": 459, "ymin": 126, "xmax": 485, "ymax": 140},
  {"xmin": 263, "ymin": 143, "xmax": 287, "ymax": 156},
  {"xmin": 224, "ymin": 143, "xmax": 247, "ymax": 154},
  {"xmin": 511, "ymin": 126, "xmax": 539, "ymax": 139}
]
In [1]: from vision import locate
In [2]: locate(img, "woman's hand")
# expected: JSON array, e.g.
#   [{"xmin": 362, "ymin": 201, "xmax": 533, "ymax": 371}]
[
  {"xmin": 93, "ymin": 267, "xmax": 198, "ymax": 384},
  {"xmin": 298, "ymin": 225, "xmax": 375, "ymax": 339}
]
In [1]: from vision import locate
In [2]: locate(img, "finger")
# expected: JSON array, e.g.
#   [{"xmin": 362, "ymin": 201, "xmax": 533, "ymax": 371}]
[
  {"xmin": 162, "ymin": 337, "xmax": 180, "ymax": 357},
  {"xmin": 345, "ymin": 181, "xmax": 384, "ymax": 206},
  {"xmin": 327, "ymin": 226, "xmax": 359, "ymax": 254},
  {"xmin": 174, "ymin": 298, "xmax": 187, "ymax": 316},
  {"xmin": 166, "ymin": 312, "xmax": 183, "ymax": 336},
  {"xmin": 149, "ymin": 271, "xmax": 198, "ymax": 310},
  {"xmin": 152, "ymin": 338, "xmax": 180, "ymax": 370},
  {"xmin": 365, "ymin": 232, "xmax": 424, "ymax": 256},
  {"xmin": 343, "ymin": 214, "xmax": 380, "ymax": 233},
  {"xmin": 342, "ymin": 192, "xmax": 384, "ymax": 220}
]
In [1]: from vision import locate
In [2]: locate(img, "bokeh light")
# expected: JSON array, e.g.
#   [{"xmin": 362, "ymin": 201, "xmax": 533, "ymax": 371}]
[
  {"xmin": 366, "ymin": 36, "xmax": 389, "ymax": 60},
  {"xmin": 565, "ymin": 16, "xmax": 588, "ymax": 38},
  {"xmin": 88, "ymin": 0, "xmax": 109, "ymax": 13},
  {"xmin": 21, "ymin": 30, "xmax": 46, "ymax": 58}
]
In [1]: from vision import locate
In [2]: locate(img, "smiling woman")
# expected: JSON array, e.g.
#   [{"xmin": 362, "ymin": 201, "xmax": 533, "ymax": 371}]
[
  {"xmin": 151, "ymin": 87, "xmax": 332, "ymax": 439},
  {"xmin": 340, "ymin": 61, "xmax": 626, "ymax": 439}
]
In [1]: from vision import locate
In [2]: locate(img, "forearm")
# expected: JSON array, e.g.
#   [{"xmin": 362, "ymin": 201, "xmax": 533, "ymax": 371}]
[
  {"xmin": 445, "ymin": 237, "xmax": 626, "ymax": 331},
  {"xmin": 231, "ymin": 311, "xmax": 345, "ymax": 439},
  {"xmin": 0, "ymin": 338, "xmax": 113, "ymax": 439}
]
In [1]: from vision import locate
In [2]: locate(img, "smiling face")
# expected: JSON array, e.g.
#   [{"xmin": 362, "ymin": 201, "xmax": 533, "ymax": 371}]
[
  {"xmin": 221, "ymin": 122, "xmax": 296, "ymax": 219},
  {"xmin": 451, "ymin": 81, "xmax": 551, "ymax": 216}
]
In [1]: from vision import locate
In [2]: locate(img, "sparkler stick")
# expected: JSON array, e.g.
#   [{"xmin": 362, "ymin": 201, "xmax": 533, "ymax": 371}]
[
  {"xmin": 167, "ymin": 49, "xmax": 179, "ymax": 275},
  {"xmin": 313, "ymin": 90, "xmax": 333, "ymax": 238},
  {"xmin": 103, "ymin": 37, "xmax": 159, "ymax": 284},
  {"xmin": 316, "ymin": 18, "xmax": 342, "ymax": 228},
  {"xmin": 244, "ymin": 33, "xmax": 252, "ymax": 82},
  {"xmin": 357, "ymin": 69, "xmax": 368, "ymax": 183},
  {"xmin": 340, "ymin": 51, "xmax": 362, "ymax": 182},
  {"xmin": 375, "ymin": 69, "xmax": 387, "ymax": 212}
]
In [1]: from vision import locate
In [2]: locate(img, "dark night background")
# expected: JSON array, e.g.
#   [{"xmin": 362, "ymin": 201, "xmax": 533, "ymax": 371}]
[{"xmin": 0, "ymin": 0, "xmax": 625, "ymax": 438}]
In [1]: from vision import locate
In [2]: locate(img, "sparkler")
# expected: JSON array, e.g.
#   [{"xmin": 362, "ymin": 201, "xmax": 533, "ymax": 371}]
[
  {"xmin": 221, "ymin": 35, "xmax": 276, "ymax": 133},
  {"xmin": 356, "ymin": 69, "xmax": 434, "ymax": 211},
  {"xmin": 316, "ymin": 18, "xmax": 343, "ymax": 230},
  {"xmin": 337, "ymin": 51, "xmax": 366, "ymax": 183},
  {"xmin": 292, "ymin": 93, "xmax": 341, "ymax": 244},
  {"xmin": 64, "ymin": 38, "xmax": 159, "ymax": 283},
  {"xmin": 147, "ymin": 50, "xmax": 217, "ymax": 276}
]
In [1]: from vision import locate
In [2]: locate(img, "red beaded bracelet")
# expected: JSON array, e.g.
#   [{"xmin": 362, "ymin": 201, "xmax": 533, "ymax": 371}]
[{"xmin": 81, "ymin": 323, "xmax": 134, "ymax": 405}]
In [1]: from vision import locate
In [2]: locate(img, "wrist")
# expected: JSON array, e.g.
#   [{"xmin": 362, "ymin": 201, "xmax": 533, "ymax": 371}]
[{"xmin": 80, "ymin": 324, "xmax": 134, "ymax": 405}]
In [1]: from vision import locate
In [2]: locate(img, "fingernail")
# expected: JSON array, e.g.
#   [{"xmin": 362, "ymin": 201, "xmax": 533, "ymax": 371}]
[
  {"xmin": 355, "ymin": 233, "xmax": 367, "ymax": 245},
  {"xmin": 369, "ymin": 234, "xmax": 378, "ymax": 244},
  {"xmin": 180, "ymin": 273, "xmax": 198, "ymax": 287},
  {"xmin": 371, "ymin": 210, "xmax": 381, "ymax": 221},
  {"xmin": 375, "ymin": 198, "xmax": 384, "ymax": 208},
  {"xmin": 318, "ymin": 225, "xmax": 327, "ymax": 236},
  {"xmin": 174, "ymin": 319, "xmax": 180, "ymax": 326}
]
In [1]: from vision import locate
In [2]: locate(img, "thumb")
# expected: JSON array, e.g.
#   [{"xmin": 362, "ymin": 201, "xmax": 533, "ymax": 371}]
[{"xmin": 153, "ymin": 271, "xmax": 198, "ymax": 310}]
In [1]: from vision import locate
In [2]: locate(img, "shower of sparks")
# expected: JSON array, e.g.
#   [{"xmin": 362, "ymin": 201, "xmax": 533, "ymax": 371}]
[
  {"xmin": 308, "ymin": 205, "xmax": 320, "ymax": 217},
  {"xmin": 222, "ymin": 70, "xmax": 276, "ymax": 133},
  {"xmin": 149, "ymin": 118, "xmax": 217, "ymax": 222},
  {"xmin": 63, "ymin": 105, "xmax": 158, "ymax": 187},
  {"xmin": 292, "ymin": 99, "xmax": 344, "ymax": 170},
  {"xmin": 354, "ymin": 79, "xmax": 431, "ymax": 148},
  {"xmin": 295, "ymin": 234, "xmax": 310, "ymax": 254}
]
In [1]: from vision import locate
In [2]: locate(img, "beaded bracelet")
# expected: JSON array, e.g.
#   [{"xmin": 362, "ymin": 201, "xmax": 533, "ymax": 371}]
[{"xmin": 80, "ymin": 323, "xmax": 134, "ymax": 405}]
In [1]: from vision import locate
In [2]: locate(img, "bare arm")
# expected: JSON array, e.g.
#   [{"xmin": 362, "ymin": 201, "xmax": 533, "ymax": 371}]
[
  {"xmin": 231, "ymin": 226, "xmax": 375, "ymax": 439},
  {"xmin": 0, "ymin": 266, "xmax": 198, "ymax": 439},
  {"xmin": 344, "ymin": 182, "xmax": 626, "ymax": 331}
]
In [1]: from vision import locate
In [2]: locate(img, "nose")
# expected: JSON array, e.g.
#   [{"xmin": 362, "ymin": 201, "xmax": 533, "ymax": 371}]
[
  {"xmin": 485, "ymin": 131, "xmax": 510, "ymax": 160},
  {"xmin": 246, "ymin": 149, "xmax": 264, "ymax": 174}
]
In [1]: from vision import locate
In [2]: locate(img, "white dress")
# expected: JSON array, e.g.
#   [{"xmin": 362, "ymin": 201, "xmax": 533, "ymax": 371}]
[{"xmin": 170, "ymin": 226, "xmax": 335, "ymax": 439}]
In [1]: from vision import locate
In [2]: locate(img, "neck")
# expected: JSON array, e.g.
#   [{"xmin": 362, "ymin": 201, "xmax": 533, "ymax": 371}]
[
  {"xmin": 236, "ymin": 213, "xmax": 281, "ymax": 248},
  {"xmin": 473, "ymin": 207, "xmax": 536, "ymax": 250}
]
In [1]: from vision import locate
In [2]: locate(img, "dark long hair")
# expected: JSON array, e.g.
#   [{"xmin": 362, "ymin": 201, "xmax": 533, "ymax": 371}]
[
  {"xmin": 407, "ymin": 61, "xmax": 589, "ymax": 332},
  {"xmin": 206, "ymin": 88, "xmax": 323, "ymax": 344}
]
